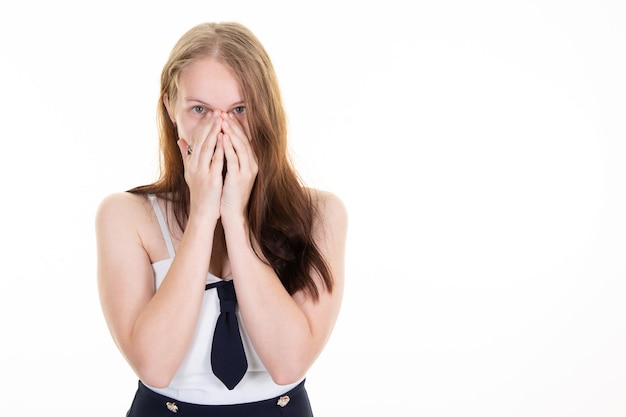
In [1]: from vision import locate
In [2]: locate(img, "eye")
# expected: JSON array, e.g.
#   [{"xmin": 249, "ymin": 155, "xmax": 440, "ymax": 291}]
[
  {"xmin": 232, "ymin": 106, "xmax": 246, "ymax": 115},
  {"xmin": 192, "ymin": 105, "xmax": 206, "ymax": 114}
]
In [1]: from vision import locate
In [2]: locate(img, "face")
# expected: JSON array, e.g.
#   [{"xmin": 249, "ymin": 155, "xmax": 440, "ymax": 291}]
[{"xmin": 165, "ymin": 57, "xmax": 248, "ymax": 140}]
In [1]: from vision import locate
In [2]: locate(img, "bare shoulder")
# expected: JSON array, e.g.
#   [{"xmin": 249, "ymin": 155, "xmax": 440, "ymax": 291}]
[
  {"xmin": 95, "ymin": 192, "xmax": 158, "ymax": 253},
  {"xmin": 95, "ymin": 191, "xmax": 151, "ymax": 228},
  {"xmin": 307, "ymin": 188, "xmax": 348, "ymax": 235},
  {"xmin": 95, "ymin": 191, "xmax": 159, "ymax": 271}
]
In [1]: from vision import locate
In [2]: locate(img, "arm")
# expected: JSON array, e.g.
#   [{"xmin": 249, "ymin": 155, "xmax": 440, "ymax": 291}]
[
  {"xmin": 225, "ymin": 190, "xmax": 347, "ymax": 385},
  {"xmin": 96, "ymin": 192, "xmax": 217, "ymax": 387},
  {"xmin": 96, "ymin": 113, "xmax": 225, "ymax": 387},
  {"xmin": 219, "ymin": 113, "xmax": 347, "ymax": 384}
]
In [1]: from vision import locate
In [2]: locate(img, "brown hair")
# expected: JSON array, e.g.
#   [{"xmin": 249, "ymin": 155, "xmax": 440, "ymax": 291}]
[{"xmin": 129, "ymin": 22, "xmax": 332, "ymax": 299}]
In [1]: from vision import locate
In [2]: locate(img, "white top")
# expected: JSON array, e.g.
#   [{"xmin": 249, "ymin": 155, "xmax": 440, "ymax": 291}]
[{"xmin": 145, "ymin": 194, "xmax": 302, "ymax": 404}]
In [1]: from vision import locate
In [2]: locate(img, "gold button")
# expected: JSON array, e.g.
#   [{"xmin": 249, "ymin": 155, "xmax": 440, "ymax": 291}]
[
  {"xmin": 166, "ymin": 401, "xmax": 179, "ymax": 413},
  {"xmin": 277, "ymin": 395, "xmax": 290, "ymax": 407}
]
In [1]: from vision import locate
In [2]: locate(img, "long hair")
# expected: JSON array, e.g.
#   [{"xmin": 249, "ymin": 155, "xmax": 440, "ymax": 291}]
[{"xmin": 129, "ymin": 22, "xmax": 333, "ymax": 299}]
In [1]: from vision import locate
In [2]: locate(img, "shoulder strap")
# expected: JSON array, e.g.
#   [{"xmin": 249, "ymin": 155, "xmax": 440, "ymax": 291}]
[{"xmin": 147, "ymin": 194, "xmax": 176, "ymax": 258}]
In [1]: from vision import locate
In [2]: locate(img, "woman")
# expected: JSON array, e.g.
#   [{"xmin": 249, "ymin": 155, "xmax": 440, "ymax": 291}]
[{"xmin": 96, "ymin": 22, "xmax": 347, "ymax": 416}]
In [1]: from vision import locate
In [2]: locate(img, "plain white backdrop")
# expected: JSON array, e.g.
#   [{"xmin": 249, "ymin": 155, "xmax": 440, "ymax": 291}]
[{"xmin": 1, "ymin": 1, "xmax": 625, "ymax": 415}]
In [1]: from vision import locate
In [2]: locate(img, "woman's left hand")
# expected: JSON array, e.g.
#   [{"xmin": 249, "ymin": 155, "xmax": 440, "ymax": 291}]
[{"xmin": 220, "ymin": 112, "xmax": 258, "ymax": 223}]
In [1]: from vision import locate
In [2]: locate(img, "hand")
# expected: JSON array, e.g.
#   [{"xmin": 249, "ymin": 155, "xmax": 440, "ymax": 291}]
[
  {"xmin": 220, "ymin": 113, "xmax": 258, "ymax": 223},
  {"xmin": 177, "ymin": 111, "xmax": 225, "ymax": 221}
]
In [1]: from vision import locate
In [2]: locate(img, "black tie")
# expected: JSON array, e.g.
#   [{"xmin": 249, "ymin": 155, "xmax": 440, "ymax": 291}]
[{"xmin": 205, "ymin": 280, "xmax": 248, "ymax": 390}]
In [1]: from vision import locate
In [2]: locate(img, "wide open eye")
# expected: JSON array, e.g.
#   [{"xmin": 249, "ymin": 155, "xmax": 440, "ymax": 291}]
[{"xmin": 192, "ymin": 105, "xmax": 206, "ymax": 114}]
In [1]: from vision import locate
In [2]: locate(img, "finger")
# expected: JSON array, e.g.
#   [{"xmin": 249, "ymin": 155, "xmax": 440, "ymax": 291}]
[
  {"xmin": 222, "ymin": 118, "xmax": 256, "ymax": 173},
  {"xmin": 222, "ymin": 113, "xmax": 248, "ymax": 141},
  {"xmin": 211, "ymin": 133, "xmax": 225, "ymax": 180},
  {"xmin": 189, "ymin": 111, "xmax": 221, "ymax": 159},
  {"xmin": 177, "ymin": 138, "xmax": 189, "ymax": 152},
  {"xmin": 177, "ymin": 138, "xmax": 192, "ymax": 159},
  {"xmin": 222, "ymin": 133, "xmax": 239, "ymax": 174},
  {"xmin": 222, "ymin": 117, "xmax": 246, "ymax": 158},
  {"xmin": 223, "ymin": 114, "xmax": 255, "ymax": 165},
  {"xmin": 199, "ymin": 111, "xmax": 223, "ymax": 156}
]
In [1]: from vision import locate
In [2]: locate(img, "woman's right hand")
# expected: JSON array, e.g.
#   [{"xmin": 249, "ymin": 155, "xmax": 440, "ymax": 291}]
[{"xmin": 177, "ymin": 111, "xmax": 225, "ymax": 221}]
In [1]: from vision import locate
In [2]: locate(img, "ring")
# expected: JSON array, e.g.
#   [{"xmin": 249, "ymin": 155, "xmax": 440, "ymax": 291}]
[{"xmin": 187, "ymin": 146, "xmax": 193, "ymax": 155}]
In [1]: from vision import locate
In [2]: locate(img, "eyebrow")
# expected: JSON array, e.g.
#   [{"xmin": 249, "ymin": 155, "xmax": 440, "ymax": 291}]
[{"xmin": 184, "ymin": 97, "xmax": 245, "ymax": 108}]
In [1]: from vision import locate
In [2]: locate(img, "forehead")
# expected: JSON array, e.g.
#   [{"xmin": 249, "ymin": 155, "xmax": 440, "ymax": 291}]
[{"xmin": 178, "ymin": 57, "xmax": 243, "ymax": 105}]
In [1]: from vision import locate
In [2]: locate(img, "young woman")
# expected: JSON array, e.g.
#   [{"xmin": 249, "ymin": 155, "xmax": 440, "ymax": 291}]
[{"xmin": 96, "ymin": 22, "xmax": 347, "ymax": 416}]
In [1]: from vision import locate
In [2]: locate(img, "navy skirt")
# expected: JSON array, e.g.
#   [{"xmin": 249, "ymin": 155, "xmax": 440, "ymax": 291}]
[{"xmin": 126, "ymin": 379, "xmax": 313, "ymax": 417}]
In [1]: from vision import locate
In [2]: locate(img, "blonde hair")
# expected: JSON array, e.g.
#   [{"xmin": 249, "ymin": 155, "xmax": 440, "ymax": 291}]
[{"xmin": 131, "ymin": 22, "xmax": 333, "ymax": 299}]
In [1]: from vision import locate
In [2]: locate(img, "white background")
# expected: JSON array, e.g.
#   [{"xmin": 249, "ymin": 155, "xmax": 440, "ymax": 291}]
[{"xmin": 1, "ymin": 1, "xmax": 625, "ymax": 416}]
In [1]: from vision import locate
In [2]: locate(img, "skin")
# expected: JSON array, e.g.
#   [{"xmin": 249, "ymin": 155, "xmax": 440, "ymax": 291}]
[{"xmin": 96, "ymin": 57, "xmax": 348, "ymax": 388}]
